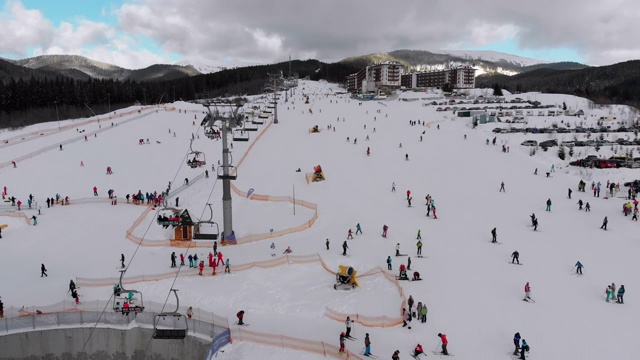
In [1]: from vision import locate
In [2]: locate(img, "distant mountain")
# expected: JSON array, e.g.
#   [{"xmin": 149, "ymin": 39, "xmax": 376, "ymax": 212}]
[
  {"xmin": 0, "ymin": 57, "xmax": 67, "ymax": 83},
  {"xmin": 477, "ymin": 60, "xmax": 640, "ymax": 106},
  {"xmin": 340, "ymin": 49, "xmax": 588, "ymax": 76},
  {"xmin": 12, "ymin": 55, "xmax": 200, "ymax": 82},
  {"xmin": 519, "ymin": 61, "xmax": 590, "ymax": 72},
  {"xmin": 174, "ymin": 59, "xmax": 229, "ymax": 74}
]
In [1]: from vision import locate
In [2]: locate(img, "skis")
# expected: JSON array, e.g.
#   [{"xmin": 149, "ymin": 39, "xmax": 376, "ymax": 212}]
[
  {"xmin": 416, "ymin": 255, "xmax": 428, "ymax": 259},
  {"xmin": 395, "ymin": 254, "xmax": 408, "ymax": 257},
  {"xmin": 345, "ymin": 336, "xmax": 357, "ymax": 341},
  {"xmin": 341, "ymin": 253, "xmax": 351, "ymax": 257},
  {"xmin": 359, "ymin": 352, "xmax": 378, "ymax": 359},
  {"xmin": 522, "ymin": 298, "xmax": 536, "ymax": 303},
  {"xmin": 432, "ymin": 351, "xmax": 454, "ymax": 356},
  {"xmin": 490, "ymin": 241, "xmax": 503, "ymax": 245},
  {"xmin": 234, "ymin": 322, "xmax": 249, "ymax": 326},
  {"xmin": 508, "ymin": 262, "xmax": 523, "ymax": 265}
]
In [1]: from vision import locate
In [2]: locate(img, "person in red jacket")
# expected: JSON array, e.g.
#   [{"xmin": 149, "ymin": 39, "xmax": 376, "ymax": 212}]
[
  {"xmin": 180, "ymin": 253, "xmax": 185, "ymax": 266},
  {"xmin": 217, "ymin": 251, "xmax": 224, "ymax": 266},
  {"xmin": 438, "ymin": 333, "xmax": 449, "ymax": 355},
  {"xmin": 413, "ymin": 344, "xmax": 424, "ymax": 357},
  {"xmin": 524, "ymin": 282, "xmax": 532, "ymax": 301},
  {"xmin": 17, "ymin": 200, "xmax": 21, "ymax": 210},
  {"xmin": 198, "ymin": 261, "xmax": 204, "ymax": 275},
  {"xmin": 208, "ymin": 253, "xmax": 214, "ymax": 267},
  {"xmin": 93, "ymin": 186, "xmax": 98, "ymax": 196},
  {"xmin": 237, "ymin": 310, "xmax": 245, "ymax": 325}
]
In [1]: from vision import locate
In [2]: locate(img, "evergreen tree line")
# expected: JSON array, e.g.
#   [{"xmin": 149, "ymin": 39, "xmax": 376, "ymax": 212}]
[{"xmin": 0, "ymin": 60, "xmax": 358, "ymax": 130}]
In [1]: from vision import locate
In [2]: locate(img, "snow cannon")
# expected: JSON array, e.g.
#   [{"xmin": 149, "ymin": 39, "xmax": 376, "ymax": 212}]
[
  {"xmin": 334, "ymin": 265, "xmax": 359, "ymax": 290},
  {"xmin": 309, "ymin": 125, "xmax": 321, "ymax": 133},
  {"xmin": 311, "ymin": 165, "xmax": 325, "ymax": 182}
]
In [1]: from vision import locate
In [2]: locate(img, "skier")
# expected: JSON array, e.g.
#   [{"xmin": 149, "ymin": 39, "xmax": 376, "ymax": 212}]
[
  {"xmin": 577, "ymin": 199, "xmax": 583, "ymax": 210},
  {"xmin": 532, "ymin": 218, "xmax": 538, "ymax": 231},
  {"xmin": 355, "ymin": 223, "xmax": 362, "ymax": 235},
  {"xmin": 0, "ymin": 297, "xmax": 3, "ymax": 318},
  {"xmin": 120, "ymin": 254, "xmax": 125, "ymax": 268},
  {"xmin": 405, "ymin": 153, "xmax": 409, "ymax": 161},
  {"xmin": 407, "ymin": 256, "xmax": 412, "ymax": 270},
  {"xmin": 520, "ymin": 339, "xmax": 530, "ymax": 360},
  {"xmin": 188, "ymin": 254, "xmax": 194, "ymax": 268},
  {"xmin": 513, "ymin": 332, "xmax": 521, "ymax": 355},
  {"xmin": 326, "ymin": 238, "xmax": 330, "ymax": 250},
  {"xmin": 416, "ymin": 230, "xmax": 421, "ymax": 240},
  {"xmin": 392, "ymin": 350, "xmax": 400, "ymax": 360},
  {"xmin": 437, "ymin": 333, "xmax": 449, "ymax": 355},
  {"xmin": 364, "ymin": 333, "xmax": 371, "ymax": 356},
  {"xmin": 408, "ymin": 197, "xmax": 412, "ymax": 207},
  {"xmin": 345, "ymin": 316, "xmax": 353, "ymax": 337},
  {"xmin": 180, "ymin": 253, "xmax": 185, "ymax": 266},
  {"xmin": 41, "ymin": 263, "xmax": 48, "ymax": 277},
  {"xmin": 31, "ymin": 215, "xmax": 37, "ymax": 225},
  {"xmin": 382, "ymin": 224, "xmax": 389, "ymax": 238},
  {"xmin": 270, "ymin": 242, "xmax": 276, "ymax": 256},
  {"xmin": 224, "ymin": 259, "xmax": 230, "ymax": 273},
  {"xmin": 500, "ymin": 182, "xmax": 505, "ymax": 192},
  {"xmin": 198, "ymin": 261, "xmax": 204, "ymax": 275},
  {"xmin": 417, "ymin": 240, "xmax": 422, "ymax": 255},
  {"xmin": 568, "ymin": 188, "xmax": 572, "ymax": 199},
  {"xmin": 585, "ymin": 202, "xmax": 591, "ymax": 212},
  {"xmin": 530, "ymin": 213, "xmax": 536, "ymax": 226},
  {"xmin": 387, "ymin": 256, "xmax": 392, "ymax": 270},
  {"xmin": 213, "ymin": 241, "xmax": 218, "ymax": 257},
  {"xmin": 342, "ymin": 241, "xmax": 349, "ymax": 256},
  {"xmin": 366, "ymin": 147, "xmax": 370, "ymax": 156},
  {"xmin": 93, "ymin": 186, "xmax": 98, "ymax": 196},
  {"xmin": 524, "ymin": 282, "xmax": 532, "ymax": 301},
  {"xmin": 511, "ymin": 250, "xmax": 520, "ymax": 264},
  {"xmin": 237, "ymin": 310, "xmax": 245, "ymax": 325},
  {"xmin": 491, "ymin": 228, "xmax": 497, "ymax": 243},
  {"xmin": 69, "ymin": 279, "xmax": 76, "ymax": 293},
  {"xmin": 392, "ymin": 182, "xmax": 396, "ymax": 192},
  {"xmin": 396, "ymin": 243, "xmax": 401, "ymax": 256},
  {"xmin": 339, "ymin": 332, "xmax": 346, "ymax": 353},
  {"xmin": 575, "ymin": 261, "xmax": 584, "ymax": 275},
  {"xmin": 171, "ymin": 252, "xmax": 177, "ymax": 268},
  {"xmin": 406, "ymin": 190, "xmax": 411, "ymax": 200},
  {"xmin": 347, "ymin": 229, "xmax": 354, "ymax": 239},
  {"xmin": 534, "ymin": 168, "xmax": 537, "ymax": 175},
  {"xmin": 546, "ymin": 198, "xmax": 552, "ymax": 212},
  {"xmin": 413, "ymin": 344, "xmax": 424, "ymax": 358},
  {"xmin": 71, "ymin": 289, "xmax": 80, "ymax": 305},
  {"xmin": 600, "ymin": 216, "xmax": 608, "ymax": 230},
  {"xmin": 420, "ymin": 302, "xmax": 427, "ymax": 323}
]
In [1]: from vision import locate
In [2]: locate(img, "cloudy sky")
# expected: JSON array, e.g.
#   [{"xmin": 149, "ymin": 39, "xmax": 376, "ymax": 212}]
[{"xmin": 1, "ymin": 0, "xmax": 639, "ymax": 69}]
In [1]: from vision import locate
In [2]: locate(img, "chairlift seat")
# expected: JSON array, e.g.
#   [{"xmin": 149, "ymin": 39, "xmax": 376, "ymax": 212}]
[{"xmin": 153, "ymin": 329, "xmax": 187, "ymax": 340}]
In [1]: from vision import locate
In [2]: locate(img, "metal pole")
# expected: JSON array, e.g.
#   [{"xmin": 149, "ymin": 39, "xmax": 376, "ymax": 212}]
[
  {"xmin": 273, "ymin": 80, "xmax": 278, "ymax": 124},
  {"xmin": 54, "ymin": 101, "xmax": 60, "ymax": 131},
  {"xmin": 293, "ymin": 185, "xmax": 295, "ymax": 215},
  {"xmin": 221, "ymin": 119, "xmax": 233, "ymax": 239}
]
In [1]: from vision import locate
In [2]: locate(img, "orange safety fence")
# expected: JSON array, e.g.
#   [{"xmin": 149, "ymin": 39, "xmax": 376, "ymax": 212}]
[
  {"xmin": 0, "ymin": 210, "xmax": 32, "ymax": 225},
  {"xmin": 231, "ymin": 327, "xmax": 364, "ymax": 360},
  {"xmin": 76, "ymin": 253, "xmax": 406, "ymax": 328}
]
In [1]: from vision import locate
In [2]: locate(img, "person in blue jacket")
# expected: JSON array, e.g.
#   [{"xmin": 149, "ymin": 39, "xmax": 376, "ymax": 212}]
[
  {"xmin": 513, "ymin": 332, "xmax": 521, "ymax": 355},
  {"xmin": 617, "ymin": 285, "xmax": 625, "ymax": 304},
  {"xmin": 520, "ymin": 339, "xmax": 529, "ymax": 359},
  {"xmin": 575, "ymin": 261, "xmax": 584, "ymax": 275}
]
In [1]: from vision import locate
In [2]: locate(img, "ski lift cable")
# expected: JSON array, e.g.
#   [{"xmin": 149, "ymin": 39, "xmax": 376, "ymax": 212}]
[{"xmin": 80, "ymin": 117, "xmax": 208, "ymax": 350}]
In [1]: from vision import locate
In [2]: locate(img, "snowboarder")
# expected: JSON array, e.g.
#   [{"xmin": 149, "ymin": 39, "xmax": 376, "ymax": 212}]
[
  {"xmin": 500, "ymin": 182, "xmax": 505, "ymax": 192},
  {"xmin": 41, "ymin": 263, "xmax": 48, "ymax": 277},
  {"xmin": 513, "ymin": 332, "xmax": 521, "ymax": 355},
  {"xmin": 342, "ymin": 241, "xmax": 349, "ymax": 256},
  {"xmin": 575, "ymin": 261, "xmax": 584, "ymax": 275},
  {"xmin": 339, "ymin": 332, "xmax": 346, "ymax": 353},
  {"xmin": 491, "ymin": 228, "xmax": 497, "ymax": 243},
  {"xmin": 437, "ymin": 333, "xmax": 449, "ymax": 355},
  {"xmin": 417, "ymin": 240, "xmax": 422, "ymax": 255},
  {"xmin": 364, "ymin": 333, "xmax": 371, "ymax": 356},
  {"xmin": 600, "ymin": 216, "xmax": 608, "ymax": 230},
  {"xmin": 345, "ymin": 316, "xmax": 353, "ymax": 337},
  {"xmin": 171, "ymin": 252, "xmax": 177, "ymax": 268},
  {"xmin": 326, "ymin": 238, "xmax": 330, "ymax": 250},
  {"xmin": 511, "ymin": 251, "xmax": 520, "ymax": 264},
  {"xmin": 416, "ymin": 230, "xmax": 421, "ymax": 240},
  {"xmin": 120, "ymin": 254, "xmax": 125, "ymax": 268},
  {"xmin": 524, "ymin": 282, "xmax": 532, "ymax": 301},
  {"xmin": 617, "ymin": 285, "xmax": 625, "ymax": 303},
  {"xmin": 546, "ymin": 198, "xmax": 552, "ymax": 212},
  {"xmin": 387, "ymin": 256, "xmax": 392, "ymax": 270},
  {"xmin": 396, "ymin": 243, "xmax": 401, "ymax": 256},
  {"xmin": 237, "ymin": 310, "xmax": 245, "ymax": 325},
  {"xmin": 355, "ymin": 223, "xmax": 362, "ymax": 235}
]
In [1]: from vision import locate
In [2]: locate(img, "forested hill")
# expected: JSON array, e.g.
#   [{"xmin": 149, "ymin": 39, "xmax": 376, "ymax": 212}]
[{"xmin": 0, "ymin": 59, "xmax": 358, "ymax": 129}]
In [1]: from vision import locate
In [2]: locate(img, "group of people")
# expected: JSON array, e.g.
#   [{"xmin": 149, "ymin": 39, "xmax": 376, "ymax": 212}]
[{"xmin": 605, "ymin": 283, "xmax": 625, "ymax": 303}]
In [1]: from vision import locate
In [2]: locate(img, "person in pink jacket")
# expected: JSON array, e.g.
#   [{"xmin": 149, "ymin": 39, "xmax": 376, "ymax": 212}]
[{"xmin": 524, "ymin": 282, "xmax": 532, "ymax": 301}]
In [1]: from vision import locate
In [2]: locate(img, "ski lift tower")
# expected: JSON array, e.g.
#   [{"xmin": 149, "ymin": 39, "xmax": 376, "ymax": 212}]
[
  {"xmin": 201, "ymin": 100, "xmax": 244, "ymax": 243},
  {"xmin": 268, "ymin": 72, "xmax": 282, "ymax": 124}
]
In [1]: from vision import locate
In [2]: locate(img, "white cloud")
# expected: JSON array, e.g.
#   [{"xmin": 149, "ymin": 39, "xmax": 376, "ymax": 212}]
[{"xmin": 0, "ymin": 1, "xmax": 53, "ymax": 56}]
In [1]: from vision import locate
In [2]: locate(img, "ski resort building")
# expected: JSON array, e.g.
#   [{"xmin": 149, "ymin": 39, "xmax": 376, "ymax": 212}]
[
  {"xmin": 346, "ymin": 61, "xmax": 404, "ymax": 93},
  {"xmin": 400, "ymin": 66, "xmax": 476, "ymax": 90}
]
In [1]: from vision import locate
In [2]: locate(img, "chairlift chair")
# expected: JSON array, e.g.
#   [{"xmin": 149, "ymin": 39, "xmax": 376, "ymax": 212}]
[
  {"xmin": 232, "ymin": 129, "xmax": 250, "ymax": 142},
  {"xmin": 113, "ymin": 270, "xmax": 145, "ymax": 314},
  {"xmin": 193, "ymin": 204, "xmax": 220, "ymax": 240},
  {"xmin": 216, "ymin": 165, "xmax": 237, "ymax": 180},
  {"xmin": 153, "ymin": 289, "xmax": 188, "ymax": 340},
  {"xmin": 187, "ymin": 139, "xmax": 206, "ymax": 168},
  {"xmin": 243, "ymin": 122, "xmax": 259, "ymax": 131}
]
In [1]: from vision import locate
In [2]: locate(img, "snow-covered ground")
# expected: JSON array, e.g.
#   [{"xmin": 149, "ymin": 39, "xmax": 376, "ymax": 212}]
[{"xmin": 1, "ymin": 80, "xmax": 639, "ymax": 360}]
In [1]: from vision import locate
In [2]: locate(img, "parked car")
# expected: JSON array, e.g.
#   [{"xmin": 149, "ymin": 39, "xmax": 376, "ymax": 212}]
[
  {"xmin": 521, "ymin": 140, "xmax": 538, "ymax": 146},
  {"xmin": 539, "ymin": 139, "xmax": 558, "ymax": 147},
  {"xmin": 595, "ymin": 160, "xmax": 617, "ymax": 168}
]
